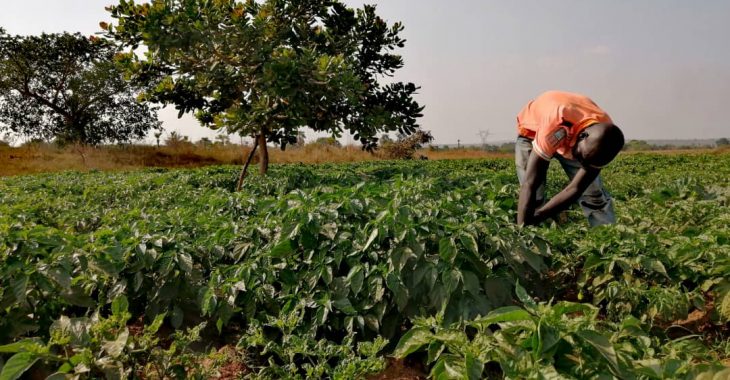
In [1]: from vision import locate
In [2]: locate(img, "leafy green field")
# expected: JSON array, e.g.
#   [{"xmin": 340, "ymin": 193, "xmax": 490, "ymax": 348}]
[{"xmin": 1, "ymin": 153, "xmax": 729, "ymax": 379}]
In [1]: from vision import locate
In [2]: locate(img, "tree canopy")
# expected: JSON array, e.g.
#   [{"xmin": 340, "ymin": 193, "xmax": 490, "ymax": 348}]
[
  {"xmin": 104, "ymin": 0, "xmax": 423, "ymax": 174},
  {"xmin": 0, "ymin": 31, "xmax": 161, "ymax": 145}
]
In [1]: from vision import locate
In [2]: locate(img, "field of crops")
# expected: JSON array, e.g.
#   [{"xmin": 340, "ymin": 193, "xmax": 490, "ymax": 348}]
[{"xmin": 1, "ymin": 153, "xmax": 729, "ymax": 379}]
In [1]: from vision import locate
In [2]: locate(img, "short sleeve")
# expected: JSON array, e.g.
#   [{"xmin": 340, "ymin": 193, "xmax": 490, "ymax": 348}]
[{"xmin": 533, "ymin": 125, "xmax": 568, "ymax": 160}]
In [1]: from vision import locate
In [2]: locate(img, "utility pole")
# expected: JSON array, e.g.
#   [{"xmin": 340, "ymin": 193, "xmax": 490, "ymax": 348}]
[
  {"xmin": 477, "ymin": 130, "xmax": 490, "ymax": 149},
  {"xmin": 457, "ymin": 139, "xmax": 461, "ymax": 149}
]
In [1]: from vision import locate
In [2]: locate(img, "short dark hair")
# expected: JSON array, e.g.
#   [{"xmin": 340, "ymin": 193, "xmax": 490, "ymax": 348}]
[{"xmin": 592, "ymin": 123, "xmax": 624, "ymax": 166}]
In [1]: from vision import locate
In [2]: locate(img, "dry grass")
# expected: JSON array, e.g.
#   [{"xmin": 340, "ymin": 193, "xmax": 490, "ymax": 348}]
[
  {"xmin": 1, "ymin": 144, "xmax": 241, "ymax": 176},
  {"xmin": 269, "ymin": 144, "xmax": 376, "ymax": 164},
  {"xmin": 422, "ymin": 148, "xmax": 511, "ymax": 160},
  {"xmin": 0, "ymin": 143, "xmax": 381, "ymax": 177},
  {"xmin": 2, "ymin": 143, "xmax": 724, "ymax": 177}
]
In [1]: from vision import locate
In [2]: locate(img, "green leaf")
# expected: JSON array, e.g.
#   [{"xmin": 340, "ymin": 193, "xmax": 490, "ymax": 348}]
[
  {"xmin": 442, "ymin": 269, "xmax": 462, "ymax": 295},
  {"xmin": 538, "ymin": 323, "xmax": 560, "ymax": 355},
  {"xmin": 347, "ymin": 265, "xmax": 364, "ymax": 295},
  {"xmin": 462, "ymin": 271, "xmax": 480, "ymax": 296},
  {"xmin": 515, "ymin": 282, "xmax": 536, "ymax": 308},
  {"xmin": 57, "ymin": 362, "xmax": 73, "ymax": 374},
  {"xmin": 394, "ymin": 327, "xmax": 432, "ymax": 358},
  {"xmin": 431, "ymin": 355, "xmax": 465, "ymax": 380},
  {"xmin": 464, "ymin": 353, "xmax": 484, "ymax": 380},
  {"xmin": 640, "ymin": 258, "xmax": 669, "ymax": 278},
  {"xmin": 145, "ymin": 313, "xmax": 166, "ymax": 334},
  {"xmin": 364, "ymin": 314, "xmax": 380, "ymax": 332},
  {"xmin": 170, "ymin": 305, "xmax": 184, "ymax": 329},
  {"xmin": 386, "ymin": 272, "xmax": 409, "ymax": 311},
  {"xmin": 0, "ymin": 338, "xmax": 44, "ymax": 354},
  {"xmin": 427, "ymin": 341, "xmax": 445, "ymax": 364},
  {"xmin": 438, "ymin": 237, "xmax": 456, "ymax": 263},
  {"xmin": 202, "ymin": 288, "xmax": 217, "ymax": 316},
  {"xmin": 477, "ymin": 306, "xmax": 532, "ymax": 326},
  {"xmin": 111, "ymin": 296, "xmax": 129, "ymax": 317},
  {"xmin": 0, "ymin": 352, "xmax": 38, "ymax": 380},
  {"xmin": 102, "ymin": 328, "xmax": 129, "ymax": 358},
  {"xmin": 60, "ymin": 287, "xmax": 95, "ymax": 308},
  {"xmin": 333, "ymin": 298, "xmax": 357, "ymax": 315},
  {"xmin": 177, "ymin": 252, "xmax": 194, "ymax": 274},
  {"xmin": 11, "ymin": 276, "xmax": 28, "ymax": 304},
  {"xmin": 552, "ymin": 301, "xmax": 595, "ymax": 317},
  {"xmin": 44, "ymin": 267, "xmax": 72, "ymax": 289},
  {"xmin": 45, "ymin": 373, "xmax": 70, "ymax": 380},
  {"xmin": 50, "ymin": 317, "xmax": 91, "ymax": 346},
  {"xmin": 576, "ymin": 330, "xmax": 620, "ymax": 376},
  {"xmin": 270, "ymin": 239, "xmax": 294, "ymax": 258},
  {"xmin": 320, "ymin": 222, "xmax": 338, "ymax": 240},
  {"xmin": 634, "ymin": 359, "xmax": 663, "ymax": 378},
  {"xmin": 459, "ymin": 233, "xmax": 478, "ymax": 255},
  {"xmin": 717, "ymin": 283, "xmax": 730, "ymax": 322},
  {"xmin": 412, "ymin": 263, "xmax": 430, "ymax": 288},
  {"xmin": 512, "ymin": 245, "xmax": 546, "ymax": 272},
  {"xmin": 362, "ymin": 229, "xmax": 378, "ymax": 251}
]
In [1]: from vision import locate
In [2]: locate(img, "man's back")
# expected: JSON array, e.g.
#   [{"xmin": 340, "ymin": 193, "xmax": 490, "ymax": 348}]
[{"xmin": 517, "ymin": 91, "xmax": 612, "ymax": 160}]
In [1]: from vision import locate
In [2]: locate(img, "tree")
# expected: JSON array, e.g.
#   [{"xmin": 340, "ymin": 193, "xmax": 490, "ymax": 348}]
[
  {"xmin": 380, "ymin": 130, "xmax": 433, "ymax": 159},
  {"xmin": 0, "ymin": 31, "xmax": 161, "ymax": 145},
  {"xmin": 165, "ymin": 131, "xmax": 190, "ymax": 148},
  {"xmin": 314, "ymin": 136, "xmax": 341, "ymax": 147},
  {"xmin": 294, "ymin": 131, "xmax": 306, "ymax": 147},
  {"xmin": 154, "ymin": 130, "xmax": 163, "ymax": 147},
  {"xmin": 105, "ymin": 0, "xmax": 423, "ymax": 185},
  {"xmin": 197, "ymin": 137, "xmax": 213, "ymax": 147},
  {"xmin": 716, "ymin": 138, "xmax": 729, "ymax": 147},
  {"xmin": 215, "ymin": 134, "xmax": 231, "ymax": 146}
]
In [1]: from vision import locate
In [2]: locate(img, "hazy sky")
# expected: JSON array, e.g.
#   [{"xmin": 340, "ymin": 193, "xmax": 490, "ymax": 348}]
[{"xmin": 2, "ymin": 0, "xmax": 729, "ymax": 144}]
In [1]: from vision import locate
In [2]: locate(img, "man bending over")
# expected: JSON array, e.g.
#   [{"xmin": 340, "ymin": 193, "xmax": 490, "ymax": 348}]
[{"xmin": 515, "ymin": 91, "xmax": 624, "ymax": 226}]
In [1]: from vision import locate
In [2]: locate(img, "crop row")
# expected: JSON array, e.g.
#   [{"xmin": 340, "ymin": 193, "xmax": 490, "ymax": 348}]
[{"xmin": 0, "ymin": 153, "xmax": 728, "ymax": 378}]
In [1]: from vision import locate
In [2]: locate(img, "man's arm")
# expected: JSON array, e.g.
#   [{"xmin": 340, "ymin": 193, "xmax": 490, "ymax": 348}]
[
  {"xmin": 532, "ymin": 165, "xmax": 601, "ymax": 225},
  {"xmin": 517, "ymin": 152, "xmax": 550, "ymax": 225}
]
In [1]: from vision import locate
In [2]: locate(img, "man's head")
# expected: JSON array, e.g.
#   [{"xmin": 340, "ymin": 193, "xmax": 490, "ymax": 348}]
[{"xmin": 572, "ymin": 123, "xmax": 624, "ymax": 169}]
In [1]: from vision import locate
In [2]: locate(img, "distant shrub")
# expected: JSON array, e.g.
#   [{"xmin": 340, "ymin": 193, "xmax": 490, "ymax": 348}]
[
  {"xmin": 313, "ymin": 137, "xmax": 342, "ymax": 147},
  {"xmin": 379, "ymin": 130, "xmax": 433, "ymax": 159}
]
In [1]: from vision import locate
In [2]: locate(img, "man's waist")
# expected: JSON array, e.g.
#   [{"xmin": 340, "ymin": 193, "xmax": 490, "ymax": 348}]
[{"xmin": 517, "ymin": 126, "xmax": 536, "ymax": 139}]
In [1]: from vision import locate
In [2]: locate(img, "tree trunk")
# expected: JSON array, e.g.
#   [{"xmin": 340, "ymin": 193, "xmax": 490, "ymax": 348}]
[
  {"xmin": 235, "ymin": 138, "xmax": 259, "ymax": 191},
  {"xmin": 258, "ymin": 132, "xmax": 269, "ymax": 175}
]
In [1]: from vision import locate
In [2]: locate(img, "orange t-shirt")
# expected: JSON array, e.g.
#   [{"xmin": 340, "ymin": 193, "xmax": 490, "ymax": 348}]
[{"xmin": 516, "ymin": 91, "xmax": 612, "ymax": 160}]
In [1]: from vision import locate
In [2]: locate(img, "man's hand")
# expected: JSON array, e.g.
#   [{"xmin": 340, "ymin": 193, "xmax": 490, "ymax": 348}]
[
  {"xmin": 531, "ymin": 166, "xmax": 601, "ymax": 224},
  {"xmin": 517, "ymin": 151, "xmax": 601, "ymax": 226}
]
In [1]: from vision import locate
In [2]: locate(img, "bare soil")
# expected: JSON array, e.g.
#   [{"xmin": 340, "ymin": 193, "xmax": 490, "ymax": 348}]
[{"xmin": 367, "ymin": 358, "xmax": 428, "ymax": 380}]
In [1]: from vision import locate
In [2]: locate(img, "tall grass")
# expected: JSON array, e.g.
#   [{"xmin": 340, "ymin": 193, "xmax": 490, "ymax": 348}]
[
  {"xmin": 3, "ymin": 143, "xmax": 489, "ymax": 176},
  {"xmin": 7, "ymin": 142, "xmax": 715, "ymax": 177}
]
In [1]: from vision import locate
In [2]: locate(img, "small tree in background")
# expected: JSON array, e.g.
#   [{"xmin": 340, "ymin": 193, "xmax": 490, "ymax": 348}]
[
  {"xmin": 197, "ymin": 137, "xmax": 213, "ymax": 148},
  {"xmin": 104, "ymin": 0, "xmax": 423, "ymax": 188},
  {"xmin": 154, "ymin": 131, "xmax": 163, "ymax": 148},
  {"xmin": 314, "ymin": 136, "xmax": 341, "ymax": 147},
  {"xmin": 716, "ymin": 138, "xmax": 730, "ymax": 147},
  {"xmin": 165, "ymin": 131, "xmax": 191, "ymax": 149},
  {"xmin": 380, "ymin": 130, "xmax": 433, "ymax": 159},
  {"xmin": 215, "ymin": 134, "xmax": 231, "ymax": 146},
  {"xmin": 0, "ymin": 31, "xmax": 161, "ymax": 145},
  {"xmin": 294, "ymin": 131, "xmax": 306, "ymax": 147}
]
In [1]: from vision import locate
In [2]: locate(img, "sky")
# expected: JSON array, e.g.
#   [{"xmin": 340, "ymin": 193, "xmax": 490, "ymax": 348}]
[{"xmin": 2, "ymin": 0, "xmax": 729, "ymax": 145}]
